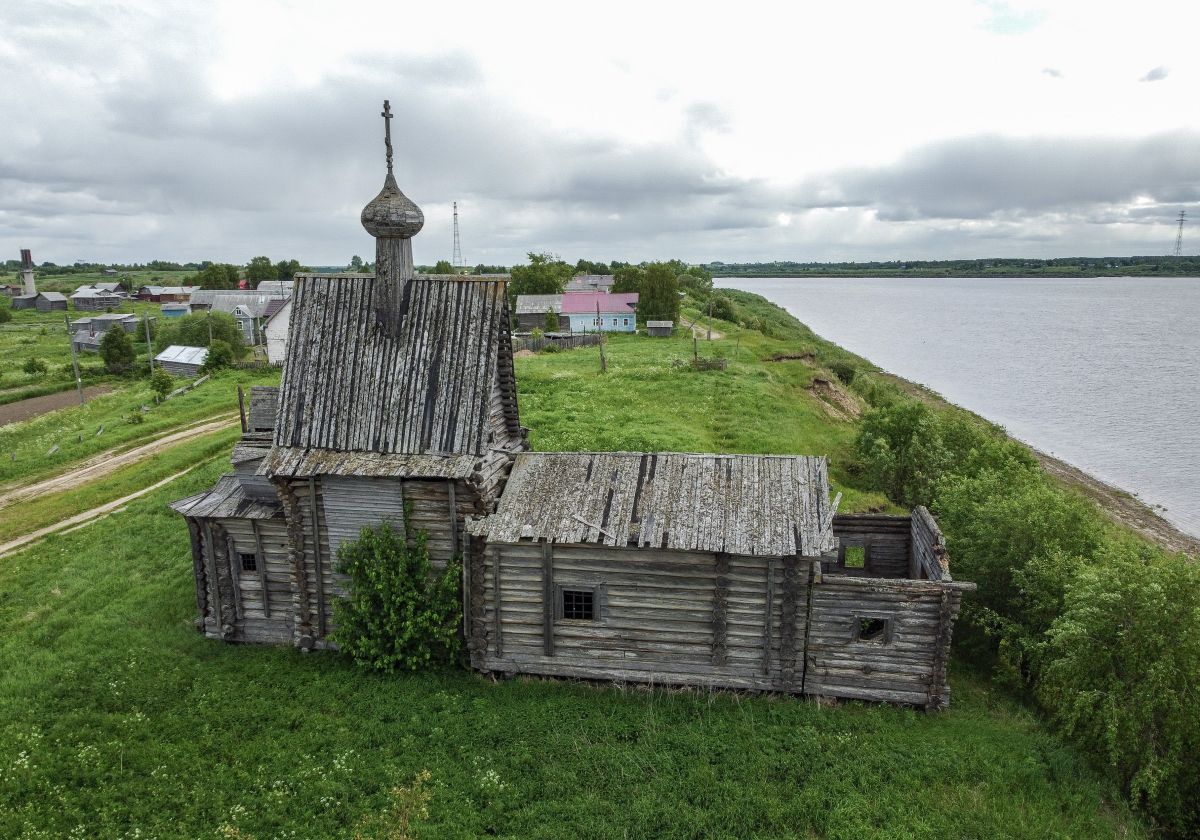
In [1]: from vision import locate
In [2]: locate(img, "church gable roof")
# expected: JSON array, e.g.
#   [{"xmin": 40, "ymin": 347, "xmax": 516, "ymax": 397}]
[{"xmin": 274, "ymin": 272, "xmax": 520, "ymax": 457}]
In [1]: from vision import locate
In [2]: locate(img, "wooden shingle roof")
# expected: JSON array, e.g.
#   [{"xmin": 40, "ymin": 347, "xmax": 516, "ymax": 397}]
[
  {"xmin": 273, "ymin": 273, "xmax": 521, "ymax": 458},
  {"xmin": 469, "ymin": 451, "xmax": 840, "ymax": 557}
]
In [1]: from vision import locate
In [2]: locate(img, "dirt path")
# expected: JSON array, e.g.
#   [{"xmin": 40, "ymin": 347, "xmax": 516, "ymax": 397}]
[
  {"xmin": 1033, "ymin": 450, "xmax": 1200, "ymax": 557},
  {"xmin": 680, "ymin": 316, "xmax": 725, "ymax": 341},
  {"xmin": 0, "ymin": 385, "xmax": 113, "ymax": 426},
  {"xmin": 0, "ymin": 414, "xmax": 239, "ymax": 510},
  {"xmin": 0, "ymin": 465, "xmax": 200, "ymax": 560},
  {"xmin": 878, "ymin": 372, "xmax": 1200, "ymax": 557}
]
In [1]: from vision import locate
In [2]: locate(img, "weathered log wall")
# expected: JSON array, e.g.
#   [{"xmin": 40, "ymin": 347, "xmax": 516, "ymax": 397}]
[
  {"xmin": 474, "ymin": 542, "xmax": 809, "ymax": 692},
  {"xmin": 476, "ymin": 538, "xmax": 971, "ymax": 707},
  {"xmin": 910, "ymin": 506, "xmax": 950, "ymax": 581},
  {"xmin": 829, "ymin": 514, "xmax": 910, "ymax": 577},
  {"xmin": 804, "ymin": 575, "xmax": 969, "ymax": 708}
]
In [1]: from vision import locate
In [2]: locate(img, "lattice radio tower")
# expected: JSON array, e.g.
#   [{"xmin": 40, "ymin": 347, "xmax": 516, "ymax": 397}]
[
  {"xmin": 1174, "ymin": 209, "xmax": 1186, "ymax": 257},
  {"xmin": 452, "ymin": 201, "xmax": 463, "ymax": 268}
]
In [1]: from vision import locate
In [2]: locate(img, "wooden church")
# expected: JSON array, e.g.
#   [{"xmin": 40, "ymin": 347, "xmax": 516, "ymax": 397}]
[{"xmin": 172, "ymin": 103, "xmax": 974, "ymax": 709}]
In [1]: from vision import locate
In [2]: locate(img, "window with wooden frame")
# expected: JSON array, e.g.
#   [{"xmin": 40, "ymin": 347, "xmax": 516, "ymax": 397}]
[
  {"xmin": 238, "ymin": 552, "xmax": 258, "ymax": 572},
  {"xmin": 852, "ymin": 615, "xmax": 892, "ymax": 644},
  {"xmin": 555, "ymin": 585, "xmax": 603, "ymax": 622},
  {"xmin": 840, "ymin": 543, "xmax": 869, "ymax": 571}
]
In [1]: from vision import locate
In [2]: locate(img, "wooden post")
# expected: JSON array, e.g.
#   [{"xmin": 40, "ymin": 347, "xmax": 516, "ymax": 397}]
[
  {"xmin": 236, "ymin": 385, "xmax": 247, "ymax": 433},
  {"xmin": 596, "ymin": 301, "xmax": 607, "ymax": 373},
  {"xmin": 492, "ymin": 547, "xmax": 503, "ymax": 658},
  {"xmin": 542, "ymin": 540, "xmax": 554, "ymax": 656},
  {"xmin": 711, "ymin": 553, "xmax": 729, "ymax": 666},
  {"xmin": 226, "ymin": 533, "xmax": 243, "ymax": 621},
  {"xmin": 251, "ymin": 518, "xmax": 269, "ymax": 619},
  {"xmin": 143, "ymin": 312, "xmax": 154, "ymax": 374},
  {"xmin": 308, "ymin": 478, "xmax": 327, "ymax": 639},
  {"xmin": 65, "ymin": 315, "xmax": 84, "ymax": 406},
  {"xmin": 447, "ymin": 481, "xmax": 458, "ymax": 557},
  {"xmin": 202, "ymin": 520, "xmax": 221, "ymax": 630},
  {"xmin": 762, "ymin": 557, "xmax": 775, "ymax": 675}
]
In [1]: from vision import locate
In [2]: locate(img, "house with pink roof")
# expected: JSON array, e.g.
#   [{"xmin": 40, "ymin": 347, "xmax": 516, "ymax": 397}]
[{"xmin": 560, "ymin": 291, "xmax": 639, "ymax": 333}]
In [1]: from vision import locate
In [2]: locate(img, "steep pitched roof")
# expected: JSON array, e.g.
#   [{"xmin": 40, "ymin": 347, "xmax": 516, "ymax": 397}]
[
  {"xmin": 469, "ymin": 451, "xmax": 840, "ymax": 557},
  {"xmin": 273, "ymin": 273, "xmax": 521, "ymax": 457}
]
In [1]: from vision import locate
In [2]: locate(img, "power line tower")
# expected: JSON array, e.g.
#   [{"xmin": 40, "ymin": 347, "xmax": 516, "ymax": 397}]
[
  {"xmin": 452, "ymin": 201, "xmax": 463, "ymax": 269},
  {"xmin": 1174, "ymin": 209, "xmax": 1186, "ymax": 257}
]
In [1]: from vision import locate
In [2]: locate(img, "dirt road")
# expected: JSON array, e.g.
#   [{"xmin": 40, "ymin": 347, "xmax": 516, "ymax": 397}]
[
  {"xmin": 0, "ymin": 414, "xmax": 238, "ymax": 510},
  {"xmin": 0, "ymin": 465, "xmax": 201, "ymax": 560},
  {"xmin": 0, "ymin": 385, "xmax": 113, "ymax": 426},
  {"xmin": 680, "ymin": 316, "xmax": 725, "ymax": 341}
]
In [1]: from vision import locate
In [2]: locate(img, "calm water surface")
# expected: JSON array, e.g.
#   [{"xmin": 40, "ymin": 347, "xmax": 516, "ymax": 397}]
[{"xmin": 723, "ymin": 276, "xmax": 1200, "ymax": 539}]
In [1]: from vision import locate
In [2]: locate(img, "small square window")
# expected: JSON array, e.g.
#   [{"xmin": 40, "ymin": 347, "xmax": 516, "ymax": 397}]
[
  {"xmin": 843, "ymin": 545, "xmax": 866, "ymax": 569},
  {"xmin": 239, "ymin": 552, "xmax": 258, "ymax": 572},
  {"xmin": 854, "ymin": 616, "xmax": 891, "ymax": 643},
  {"xmin": 561, "ymin": 588, "xmax": 595, "ymax": 621}
]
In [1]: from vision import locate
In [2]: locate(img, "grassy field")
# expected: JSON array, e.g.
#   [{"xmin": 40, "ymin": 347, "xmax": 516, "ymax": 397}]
[
  {"xmin": 0, "ymin": 306, "xmax": 1150, "ymax": 838},
  {"xmin": 0, "ymin": 457, "xmax": 1144, "ymax": 839},
  {"xmin": 0, "ymin": 368, "xmax": 278, "ymax": 488},
  {"xmin": 0, "ymin": 301, "xmax": 168, "ymax": 395}
]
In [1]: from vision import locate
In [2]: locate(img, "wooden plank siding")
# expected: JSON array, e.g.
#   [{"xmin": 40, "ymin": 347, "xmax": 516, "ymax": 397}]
[
  {"xmin": 475, "ymin": 543, "xmax": 809, "ymax": 693},
  {"xmin": 829, "ymin": 514, "xmax": 911, "ymax": 578},
  {"xmin": 476, "ymin": 538, "xmax": 971, "ymax": 707}
]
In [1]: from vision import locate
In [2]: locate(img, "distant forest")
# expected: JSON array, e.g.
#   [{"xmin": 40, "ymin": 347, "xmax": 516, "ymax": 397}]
[{"xmin": 703, "ymin": 256, "xmax": 1200, "ymax": 277}]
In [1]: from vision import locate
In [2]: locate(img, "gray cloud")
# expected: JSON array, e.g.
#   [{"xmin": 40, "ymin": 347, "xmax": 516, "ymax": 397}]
[
  {"xmin": 797, "ymin": 132, "xmax": 1200, "ymax": 223},
  {"xmin": 1140, "ymin": 65, "xmax": 1170, "ymax": 82},
  {"xmin": 0, "ymin": 1, "xmax": 1195, "ymax": 266},
  {"xmin": 1042, "ymin": 67, "xmax": 1063, "ymax": 78}
]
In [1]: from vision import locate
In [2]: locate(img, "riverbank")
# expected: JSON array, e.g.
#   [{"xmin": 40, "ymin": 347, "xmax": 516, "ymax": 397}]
[{"xmin": 872, "ymin": 372, "xmax": 1200, "ymax": 557}]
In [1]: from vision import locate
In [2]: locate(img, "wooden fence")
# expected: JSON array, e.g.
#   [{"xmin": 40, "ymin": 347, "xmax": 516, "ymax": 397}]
[{"xmin": 511, "ymin": 333, "xmax": 602, "ymax": 353}]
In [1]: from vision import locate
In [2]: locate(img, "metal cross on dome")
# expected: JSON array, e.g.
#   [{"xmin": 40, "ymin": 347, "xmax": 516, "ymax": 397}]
[{"xmin": 381, "ymin": 99, "xmax": 394, "ymax": 175}]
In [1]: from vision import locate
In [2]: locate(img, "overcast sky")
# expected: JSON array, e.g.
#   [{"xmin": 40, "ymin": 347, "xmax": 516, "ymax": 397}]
[{"xmin": 3, "ymin": 0, "xmax": 1199, "ymax": 267}]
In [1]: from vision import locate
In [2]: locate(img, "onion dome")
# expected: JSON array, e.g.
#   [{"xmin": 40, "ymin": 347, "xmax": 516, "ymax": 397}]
[{"xmin": 361, "ymin": 172, "xmax": 424, "ymax": 239}]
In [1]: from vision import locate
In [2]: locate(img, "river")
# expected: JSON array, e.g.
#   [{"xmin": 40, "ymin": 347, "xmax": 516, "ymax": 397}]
[{"xmin": 721, "ymin": 276, "xmax": 1200, "ymax": 540}]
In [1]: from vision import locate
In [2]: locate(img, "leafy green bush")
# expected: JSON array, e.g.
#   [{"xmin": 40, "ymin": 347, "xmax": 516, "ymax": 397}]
[
  {"xmin": 829, "ymin": 360, "xmax": 857, "ymax": 385},
  {"xmin": 22, "ymin": 357, "xmax": 47, "ymax": 376},
  {"xmin": 854, "ymin": 400, "xmax": 949, "ymax": 508},
  {"xmin": 99, "ymin": 326, "xmax": 136, "ymax": 373},
  {"xmin": 1039, "ymin": 540, "xmax": 1200, "ymax": 835},
  {"xmin": 202, "ymin": 339, "xmax": 234, "ymax": 372},
  {"xmin": 333, "ymin": 515, "xmax": 462, "ymax": 672},
  {"xmin": 0, "ymin": 305, "xmax": 10, "ymax": 324},
  {"xmin": 708, "ymin": 294, "xmax": 737, "ymax": 322},
  {"xmin": 150, "ymin": 368, "xmax": 175, "ymax": 399},
  {"xmin": 544, "ymin": 309, "xmax": 559, "ymax": 333}
]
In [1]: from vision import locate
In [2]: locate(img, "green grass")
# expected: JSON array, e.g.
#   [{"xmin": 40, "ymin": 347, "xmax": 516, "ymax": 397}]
[
  {"xmin": 0, "ymin": 301, "xmax": 168, "ymax": 390},
  {"xmin": 0, "ymin": 368, "xmax": 278, "ymax": 488},
  {"xmin": 517, "ymin": 325, "xmax": 891, "ymax": 513},
  {"xmin": 0, "ymin": 458, "xmax": 1145, "ymax": 839},
  {"xmin": 0, "ymin": 427, "xmax": 240, "ymax": 546},
  {"xmin": 0, "ymin": 296, "xmax": 1150, "ymax": 837}
]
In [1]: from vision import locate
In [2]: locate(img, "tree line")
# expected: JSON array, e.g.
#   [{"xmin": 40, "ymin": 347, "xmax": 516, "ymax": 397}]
[{"xmin": 507, "ymin": 253, "xmax": 713, "ymax": 325}]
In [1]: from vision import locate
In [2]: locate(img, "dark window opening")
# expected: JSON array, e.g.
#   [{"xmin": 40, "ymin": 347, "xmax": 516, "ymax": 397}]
[
  {"xmin": 239, "ymin": 552, "xmax": 258, "ymax": 572},
  {"xmin": 561, "ymin": 589, "xmax": 595, "ymax": 621},
  {"xmin": 856, "ymin": 617, "xmax": 890, "ymax": 643},
  {"xmin": 843, "ymin": 545, "xmax": 866, "ymax": 569}
]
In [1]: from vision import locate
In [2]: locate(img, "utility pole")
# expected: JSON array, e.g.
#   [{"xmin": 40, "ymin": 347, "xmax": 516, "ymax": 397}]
[
  {"xmin": 596, "ymin": 301, "xmax": 607, "ymax": 373},
  {"xmin": 1174, "ymin": 209, "xmax": 1187, "ymax": 257},
  {"xmin": 144, "ymin": 311, "xmax": 154, "ymax": 374},
  {"xmin": 65, "ymin": 314, "xmax": 84, "ymax": 406}
]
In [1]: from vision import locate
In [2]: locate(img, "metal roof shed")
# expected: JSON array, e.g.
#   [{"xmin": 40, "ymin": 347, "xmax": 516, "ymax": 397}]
[{"xmin": 155, "ymin": 345, "xmax": 208, "ymax": 377}]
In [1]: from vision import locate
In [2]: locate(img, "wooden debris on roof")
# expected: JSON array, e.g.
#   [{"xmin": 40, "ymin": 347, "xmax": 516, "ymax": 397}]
[{"xmin": 469, "ymin": 452, "xmax": 838, "ymax": 556}]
